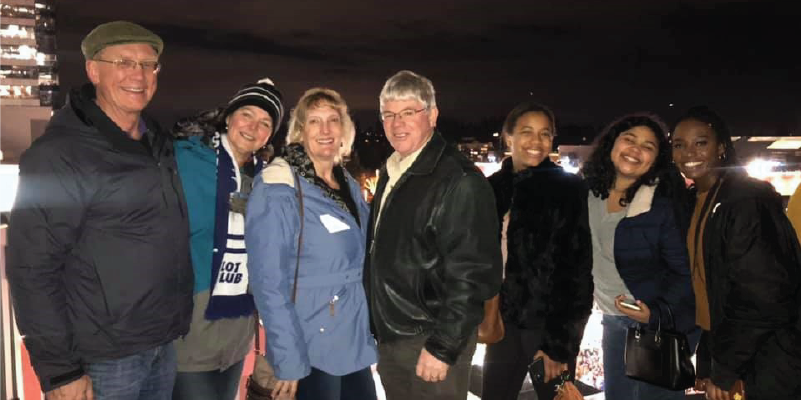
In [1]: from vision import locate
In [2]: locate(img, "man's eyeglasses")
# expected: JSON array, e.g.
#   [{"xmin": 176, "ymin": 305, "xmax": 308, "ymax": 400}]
[
  {"xmin": 94, "ymin": 59, "xmax": 161, "ymax": 74},
  {"xmin": 380, "ymin": 107, "xmax": 427, "ymax": 123}
]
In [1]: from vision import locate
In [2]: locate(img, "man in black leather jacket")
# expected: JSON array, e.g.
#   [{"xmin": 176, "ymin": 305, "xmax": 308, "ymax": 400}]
[{"xmin": 365, "ymin": 70, "xmax": 502, "ymax": 400}]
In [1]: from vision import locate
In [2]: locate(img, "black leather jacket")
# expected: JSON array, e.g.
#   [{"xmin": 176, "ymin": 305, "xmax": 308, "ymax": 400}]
[{"xmin": 365, "ymin": 132, "xmax": 502, "ymax": 365}]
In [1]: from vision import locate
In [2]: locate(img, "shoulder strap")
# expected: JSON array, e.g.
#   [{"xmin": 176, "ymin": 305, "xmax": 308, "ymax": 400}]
[
  {"xmin": 291, "ymin": 170, "xmax": 304, "ymax": 303},
  {"xmin": 254, "ymin": 317, "xmax": 261, "ymax": 355}
]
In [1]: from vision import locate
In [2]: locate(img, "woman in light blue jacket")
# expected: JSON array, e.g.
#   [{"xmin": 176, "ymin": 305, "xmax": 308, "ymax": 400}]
[{"xmin": 246, "ymin": 87, "xmax": 378, "ymax": 400}]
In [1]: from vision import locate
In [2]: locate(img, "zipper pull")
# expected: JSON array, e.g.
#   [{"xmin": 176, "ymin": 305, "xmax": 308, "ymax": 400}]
[{"xmin": 329, "ymin": 295, "xmax": 339, "ymax": 316}]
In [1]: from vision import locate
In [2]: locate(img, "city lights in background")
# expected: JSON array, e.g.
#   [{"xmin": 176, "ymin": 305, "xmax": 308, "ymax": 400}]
[
  {"xmin": 745, "ymin": 158, "xmax": 781, "ymax": 179},
  {"xmin": 767, "ymin": 138, "xmax": 801, "ymax": 150},
  {"xmin": 560, "ymin": 156, "xmax": 580, "ymax": 174},
  {"xmin": 0, "ymin": 24, "xmax": 35, "ymax": 40},
  {"xmin": 0, "ymin": 164, "xmax": 20, "ymax": 213}
]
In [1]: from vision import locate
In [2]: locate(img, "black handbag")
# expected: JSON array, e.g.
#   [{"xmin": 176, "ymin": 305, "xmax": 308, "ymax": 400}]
[{"xmin": 624, "ymin": 302, "xmax": 696, "ymax": 390}]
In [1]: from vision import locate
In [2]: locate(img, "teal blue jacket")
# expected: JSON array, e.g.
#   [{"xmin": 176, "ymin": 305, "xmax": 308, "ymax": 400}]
[{"xmin": 174, "ymin": 136, "xmax": 217, "ymax": 295}]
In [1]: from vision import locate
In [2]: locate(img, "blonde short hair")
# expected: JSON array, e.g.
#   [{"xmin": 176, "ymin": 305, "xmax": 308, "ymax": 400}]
[
  {"xmin": 286, "ymin": 88, "xmax": 355, "ymax": 163},
  {"xmin": 379, "ymin": 70, "xmax": 437, "ymax": 112}
]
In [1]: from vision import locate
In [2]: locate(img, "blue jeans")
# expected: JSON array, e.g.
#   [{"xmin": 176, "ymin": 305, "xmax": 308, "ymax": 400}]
[
  {"xmin": 296, "ymin": 366, "xmax": 377, "ymax": 400},
  {"xmin": 172, "ymin": 359, "xmax": 245, "ymax": 400},
  {"xmin": 86, "ymin": 342, "xmax": 177, "ymax": 400},
  {"xmin": 601, "ymin": 315, "xmax": 690, "ymax": 400}
]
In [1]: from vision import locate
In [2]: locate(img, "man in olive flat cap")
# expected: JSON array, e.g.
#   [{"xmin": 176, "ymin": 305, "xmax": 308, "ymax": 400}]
[{"xmin": 7, "ymin": 21, "xmax": 192, "ymax": 400}]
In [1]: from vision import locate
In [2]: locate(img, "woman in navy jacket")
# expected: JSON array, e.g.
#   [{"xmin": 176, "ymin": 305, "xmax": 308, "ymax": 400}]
[
  {"xmin": 246, "ymin": 88, "xmax": 378, "ymax": 400},
  {"xmin": 581, "ymin": 113, "xmax": 696, "ymax": 400}
]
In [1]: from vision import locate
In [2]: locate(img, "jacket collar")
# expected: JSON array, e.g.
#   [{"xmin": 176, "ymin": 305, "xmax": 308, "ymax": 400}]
[
  {"xmin": 626, "ymin": 180, "xmax": 658, "ymax": 218},
  {"xmin": 406, "ymin": 131, "xmax": 447, "ymax": 176},
  {"xmin": 69, "ymin": 83, "xmax": 160, "ymax": 157}
]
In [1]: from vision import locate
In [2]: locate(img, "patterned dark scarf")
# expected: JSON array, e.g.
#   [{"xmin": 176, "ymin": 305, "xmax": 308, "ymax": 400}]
[{"xmin": 284, "ymin": 143, "xmax": 350, "ymax": 214}]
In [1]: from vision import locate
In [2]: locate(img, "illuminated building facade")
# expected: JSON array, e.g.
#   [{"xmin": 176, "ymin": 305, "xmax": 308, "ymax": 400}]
[{"xmin": 0, "ymin": 0, "xmax": 57, "ymax": 162}]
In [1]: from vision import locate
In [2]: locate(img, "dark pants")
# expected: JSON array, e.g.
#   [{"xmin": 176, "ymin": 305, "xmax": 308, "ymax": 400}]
[
  {"xmin": 296, "ymin": 366, "xmax": 377, "ymax": 400},
  {"xmin": 482, "ymin": 324, "xmax": 575, "ymax": 400},
  {"xmin": 377, "ymin": 332, "xmax": 477, "ymax": 400},
  {"xmin": 698, "ymin": 329, "xmax": 801, "ymax": 400},
  {"xmin": 86, "ymin": 342, "xmax": 176, "ymax": 400},
  {"xmin": 172, "ymin": 359, "xmax": 245, "ymax": 400}
]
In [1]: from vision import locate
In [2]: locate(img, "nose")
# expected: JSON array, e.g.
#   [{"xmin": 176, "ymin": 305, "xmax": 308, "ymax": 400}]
[
  {"xmin": 128, "ymin": 65, "xmax": 146, "ymax": 81},
  {"xmin": 391, "ymin": 115, "xmax": 404, "ymax": 129}
]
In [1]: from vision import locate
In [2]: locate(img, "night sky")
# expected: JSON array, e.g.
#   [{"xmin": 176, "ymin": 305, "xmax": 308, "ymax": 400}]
[{"xmin": 53, "ymin": 0, "xmax": 799, "ymax": 145}]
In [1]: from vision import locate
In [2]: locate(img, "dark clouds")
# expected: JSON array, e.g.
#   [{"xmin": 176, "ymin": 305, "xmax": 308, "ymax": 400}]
[{"xmin": 54, "ymin": 0, "xmax": 800, "ymax": 139}]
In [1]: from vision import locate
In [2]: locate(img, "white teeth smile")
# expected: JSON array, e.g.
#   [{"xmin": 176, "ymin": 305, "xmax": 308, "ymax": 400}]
[
  {"xmin": 122, "ymin": 88, "xmax": 144, "ymax": 93},
  {"xmin": 317, "ymin": 138, "xmax": 334, "ymax": 144},
  {"xmin": 526, "ymin": 149, "xmax": 542, "ymax": 156},
  {"xmin": 684, "ymin": 162, "xmax": 703, "ymax": 167},
  {"xmin": 623, "ymin": 155, "xmax": 640, "ymax": 163},
  {"xmin": 394, "ymin": 133, "xmax": 408, "ymax": 138},
  {"xmin": 240, "ymin": 132, "xmax": 254, "ymax": 141}
]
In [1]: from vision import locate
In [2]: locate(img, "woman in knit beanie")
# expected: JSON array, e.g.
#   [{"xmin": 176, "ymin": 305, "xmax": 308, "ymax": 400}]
[{"xmin": 171, "ymin": 78, "xmax": 284, "ymax": 400}]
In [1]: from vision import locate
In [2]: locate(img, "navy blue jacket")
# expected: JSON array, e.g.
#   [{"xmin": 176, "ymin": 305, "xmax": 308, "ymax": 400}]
[{"xmin": 612, "ymin": 182, "xmax": 696, "ymax": 333}]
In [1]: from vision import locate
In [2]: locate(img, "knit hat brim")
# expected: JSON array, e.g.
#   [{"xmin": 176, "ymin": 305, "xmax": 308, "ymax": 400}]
[{"xmin": 223, "ymin": 78, "xmax": 284, "ymax": 135}]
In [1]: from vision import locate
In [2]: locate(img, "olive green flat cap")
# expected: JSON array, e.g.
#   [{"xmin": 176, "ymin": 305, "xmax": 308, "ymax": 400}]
[{"xmin": 81, "ymin": 21, "xmax": 163, "ymax": 59}]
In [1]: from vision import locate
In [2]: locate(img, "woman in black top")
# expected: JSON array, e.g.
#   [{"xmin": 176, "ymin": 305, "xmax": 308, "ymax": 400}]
[{"xmin": 482, "ymin": 102, "xmax": 593, "ymax": 400}]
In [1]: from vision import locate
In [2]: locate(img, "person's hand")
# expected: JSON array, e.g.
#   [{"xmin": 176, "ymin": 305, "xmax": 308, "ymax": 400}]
[
  {"xmin": 416, "ymin": 347, "xmax": 450, "ymax": 382},
  {"xmin": 271, "ymin": 379, "xmax": 298, "ymax": 399},
  {"xmin": 614, "ymin": 295, "xmax": 651, "ymax": 324},
  {"xmin": 705, "ymin": 381, "xmax": 731, "ymax": 400},
  {"xmin": 45, "ymin": 375, "xmax": 93, "ymax": 400},
  {"xmin": 533, "ymin": 350, "xmax": 568, "ymax": 382}
]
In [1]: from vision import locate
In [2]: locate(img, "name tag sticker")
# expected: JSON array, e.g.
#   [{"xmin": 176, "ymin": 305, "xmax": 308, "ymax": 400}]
[{"xmin": 320, "ymin": 214, "xmax": 350, "ymax": 234}]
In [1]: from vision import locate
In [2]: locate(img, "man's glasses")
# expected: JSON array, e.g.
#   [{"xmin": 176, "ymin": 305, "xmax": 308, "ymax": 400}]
[
  {"xmin": 94, "ymin": 59, "xmax": 161, "ymax": 74},
  {"xmin": 380, "ymin": 107, "xmax": 427, "ymax": 123}
]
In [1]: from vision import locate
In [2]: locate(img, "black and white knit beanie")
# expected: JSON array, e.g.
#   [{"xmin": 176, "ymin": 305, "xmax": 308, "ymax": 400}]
[{"xmin": 222, "ymin": 77, "xmax": 284, "ymax": 134}]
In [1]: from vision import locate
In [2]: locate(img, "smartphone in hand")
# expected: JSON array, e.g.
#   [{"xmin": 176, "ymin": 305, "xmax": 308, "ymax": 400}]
[
  {"xmin": 528, "ymin": 357, "xmax": 545, "ymax": 384},
  {"xmin": 619, "ymin": 297, "xmax": 642, "ymax": 311}
]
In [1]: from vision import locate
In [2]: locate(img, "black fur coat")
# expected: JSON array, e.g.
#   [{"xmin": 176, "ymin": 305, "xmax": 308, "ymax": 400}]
[{"xmin": 488, "ymin": 158, "xmax": 594, "ymax": 363}]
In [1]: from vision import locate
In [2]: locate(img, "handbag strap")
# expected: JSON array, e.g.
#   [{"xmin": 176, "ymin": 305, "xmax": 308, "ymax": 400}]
[
  {"xmin": 291, "ymin": 170, "xmax": 304, "ymax": 303},
  {"xmin": 253, "ymin": 317, "xmax": 261, "ymax": 355},
  {"xmin": 655, "ymin": 301, "xmax": 677, "ymax": 331},
  {"xmin": 252, "ymin": 169, "xmax": 306, "ymax": 357}
]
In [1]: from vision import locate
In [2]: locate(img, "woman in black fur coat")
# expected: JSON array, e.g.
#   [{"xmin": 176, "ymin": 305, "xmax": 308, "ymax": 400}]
[{"xmin": 482, "ymin": 102, "xmax": 594, "ymax": 400}]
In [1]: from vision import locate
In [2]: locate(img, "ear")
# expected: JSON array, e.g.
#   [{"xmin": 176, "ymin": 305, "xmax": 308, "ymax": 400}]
[
  {"xmin": 86, "ymin": 60, "xmax": 100, "ymax": 85},
  {"xmin": 427, "ymin": 106, "xmax": 439, "ymax": 127},
  {"xmin": 504, "ymin": 133, "xmax": 513, "ymax": 149},
  {"xmin": 717, "ymin": 143, "xmax": 725, "ymax": 159}
]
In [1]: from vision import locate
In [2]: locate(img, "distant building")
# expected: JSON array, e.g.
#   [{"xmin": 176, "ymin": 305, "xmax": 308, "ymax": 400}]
[
  {"xmin": 0, "ymin": 0, "xmax": 57, "ymax": 163},
  {"xmin": 457, "ymin": 137, "xmax": 499, "ymax": 163}
]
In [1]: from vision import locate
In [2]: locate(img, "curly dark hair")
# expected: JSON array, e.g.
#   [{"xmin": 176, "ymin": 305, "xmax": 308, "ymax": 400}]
[
  {"xmin": 670, "ymin": 105, "xmax": 739, "ymax": 167},
  {"xmin": 581, "ymin": 112, "xmax": 677, "ymax": 206}
]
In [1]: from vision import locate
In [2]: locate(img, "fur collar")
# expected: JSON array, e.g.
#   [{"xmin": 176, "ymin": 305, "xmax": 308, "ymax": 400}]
[{"xmin": 626, "ymin": 181, "xmax": 658, "ymax": 218}]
